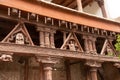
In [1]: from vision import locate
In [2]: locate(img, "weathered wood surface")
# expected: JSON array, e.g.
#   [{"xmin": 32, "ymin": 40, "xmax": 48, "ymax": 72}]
[
  {"xmin": 0, "ymin": 43, "xmax": 120, "ymax": 62},
  {"xmin": 0, "ymin": 0, "xmax": 120, "ymax": 32}
]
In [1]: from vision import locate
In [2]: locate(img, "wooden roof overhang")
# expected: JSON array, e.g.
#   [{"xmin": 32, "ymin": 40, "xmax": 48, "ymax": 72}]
[{"xmin": 0, "ymin": 0, "xmax": 120, "ymax": 33}]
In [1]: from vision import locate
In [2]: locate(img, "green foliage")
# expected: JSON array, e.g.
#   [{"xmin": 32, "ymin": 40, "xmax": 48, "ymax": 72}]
[{"xmin": 115, "ymin": 35, "xmax": 120, "ymax": 51}]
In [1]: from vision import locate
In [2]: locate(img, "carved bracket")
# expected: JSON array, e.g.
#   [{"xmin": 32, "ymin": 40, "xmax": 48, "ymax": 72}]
[
  {"xmin": 85, "ymin": 60, "xmax": 102, "ymax": 68},
  {"xmin": 114, "ymin": 63, "xmax": 120, "ymax": 68},
  {"xmin": 0, "ymin": 53, "xmax": 13, "ymax": 62},
  {"xmin": 35, "ymin": 55, "xmax": 61, "ymax": 64}
]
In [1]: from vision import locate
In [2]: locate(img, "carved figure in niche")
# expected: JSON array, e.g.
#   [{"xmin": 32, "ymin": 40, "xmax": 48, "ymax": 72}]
[
  {"xmin": 68, "ymin": 40, "xmax": 76, "ymax": 51},
  {"xmin": 15, "ymin": 33, "xmax": 25, "ymax": 44}
]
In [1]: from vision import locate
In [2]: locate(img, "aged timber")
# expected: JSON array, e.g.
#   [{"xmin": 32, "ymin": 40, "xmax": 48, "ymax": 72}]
[
  {"xmin": 0, "ymin": 43, "xmax": 119, "ymax": 62},
  {"xmin": 0, "ymin": 0, "xmax": 120, "ymax": 32}
]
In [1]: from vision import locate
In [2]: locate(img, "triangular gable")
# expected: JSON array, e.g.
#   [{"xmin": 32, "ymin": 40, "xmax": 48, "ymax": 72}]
[
  {"xmin": 100, "ymin": 39, "xmax": 117, "ymax": 56},
  {"xmin": 2, "ymin": 22, "xmax": 34, "ymax": 46},
  {"xmin": 60, "ymin": 32, "xmax": 83, "ymax": 52}
]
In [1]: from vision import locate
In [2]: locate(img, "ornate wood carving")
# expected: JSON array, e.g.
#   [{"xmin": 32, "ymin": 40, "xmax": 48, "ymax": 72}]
[
  {"xmin": 100, "ymin": 39, "xmax": 117, "ymax": 56},
  {"xmin": 114, "ymin": 63, "xmax": 120, "ymax": 68},
  {"xmin": 0, "ymin": 53, "xmax": 13, "ymax": 62},
  {"xmin": 83, "ymin": 35, "xmax": 97, "ymax": 54},
  {"xmin": 2, "ymin": 22, "xmax": 34, "ymax": 45},
  {"xmin": 61, "ymin": 32, "xmax": 83, "ymax": 52},
  {"xmin": 85, "ymin": 60, "xmax": 102, "ymax": 68}
]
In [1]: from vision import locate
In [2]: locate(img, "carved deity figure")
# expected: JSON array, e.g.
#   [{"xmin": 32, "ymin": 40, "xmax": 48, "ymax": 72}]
[
  {"xmin": 15, "ymin": 33, "xmax": 25, "ymax": 44},
  {"xmin": 68, "ymin": 40, "xmax": 76, "ymax": 51}
]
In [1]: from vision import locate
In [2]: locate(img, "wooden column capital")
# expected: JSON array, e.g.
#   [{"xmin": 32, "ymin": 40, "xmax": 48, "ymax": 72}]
[
  {"xmin": 85, "ymin": 60, "xmax": 102, "ymax": 68},
  {"xmin": 0, "ymin": 53, "xmax": 13, "ymax": 62},
  {"xmin": 36, "ymin": 55, "xmax": 61, "ymax": 64},
  {"xmin": 114, "ymin": 63, "xmax": 120, "ymax": 68}
]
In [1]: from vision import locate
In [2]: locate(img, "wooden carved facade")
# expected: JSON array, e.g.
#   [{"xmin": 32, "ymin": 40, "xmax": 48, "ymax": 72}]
[{"xmin": 0, "ymin": 0, "xmax": 120, "ymax": 80}]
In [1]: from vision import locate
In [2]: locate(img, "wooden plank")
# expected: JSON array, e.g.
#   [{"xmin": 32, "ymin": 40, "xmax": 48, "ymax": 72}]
[
  {"xmin": 0, "ymin": 43, "xmax": 120, "ymax": 62},
  {"xmin": 0, "ymin": 1, "xmax": 120, "ymax": 32}
]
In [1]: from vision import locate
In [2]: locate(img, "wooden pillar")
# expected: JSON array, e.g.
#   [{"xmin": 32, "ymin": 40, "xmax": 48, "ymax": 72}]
[
  {"xmin": 44, "ymin": 64, "xmax": 53, "ymax": 80},
  {"xmin": 76, "ymin": 0, "xmax": 83, "ymax": 11},
  {"xmin": 37, "ymin": 27, "xmax": 45, "ymax": 47},
  {"xmin": 24, "ymin": 58, "xmax": 29, "ymax": 80},
  {"xmin": 45, "ymin": 32, "xmax": 50, "ymax": 47},
  {"xmin": 83, "ymin": 36, "xmax": 96, "ymax": 54},
  {"xmin": 39, "ymin": 62, "xmax": 44, "ymax": 80},
  {"xmin": 65, "ymin": 60, "xmax": 71, "ymax": 80},
  {"xmin": 40, "ymin": 31, "xmax": 45, "ymax": 47},
  {"xmin": 50, "ymin": 30, "xmax": 56, "ymax": 48},
  {"xmin": 36, "ymin": 56, "xmax": 60, "ymax": 80},
  {"xmin": 90, "ymin": 67, "xmax": 98, "ymax": 80},
  {"xmin": 96, "ymin": 0, "xmax": 108, "ymax": 18},
  {"xmin": 85, "ymin": 60, "xmax": 102, "ymax": 80}
]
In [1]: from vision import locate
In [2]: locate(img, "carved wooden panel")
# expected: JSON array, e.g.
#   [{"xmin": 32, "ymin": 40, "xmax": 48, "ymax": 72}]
[
  {"xmin": 2, "ymin": 22, "xmax": 34, "ymax": 45},
  {"xmin": 61, "ymin": 32, "xmax": 83, "ymax": 52}
]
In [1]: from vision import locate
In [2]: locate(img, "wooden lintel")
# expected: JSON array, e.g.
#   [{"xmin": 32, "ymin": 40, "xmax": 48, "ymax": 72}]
[
  {"xmin": 0, "ymin": 1, "xmax": 120, "ymax": 32},
  {"xmin": 0, "ymin": 43, "xmax": 120, "ymax": 62}
]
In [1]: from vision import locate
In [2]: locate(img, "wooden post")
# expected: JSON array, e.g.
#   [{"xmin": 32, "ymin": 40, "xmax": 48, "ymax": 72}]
[
  {"xmin": 40, "ymin": 31, "xmax": 45, "ymax": 47},
  {"xmin": 50, "ymin": 32, "xmax": 55, "ymax": 48},
  {"xmin": 39, "ymin": 62, "xmax": 44, "ymax": 80},
  {"xmin": 24, "ymin": 58, "xmax": 29, "ymax": 80},
  {"xmin": 8, "ymin": 8, "xmax": 11, "ymax": 16},
  {"xmin": 83, "ymin": 36, "xmax": 89, "ymax": 53},
  {"xmin": 76, "ymin": 0, "xmax": 83, "ymax": 11},
  {"xmin": 90, "ymin": 67, "xmax": 98, "ymax": 80},
  {"xmin": 96, "ymin": 0, "xmax": 108, "ymax": 18},
  {"xmin": 85, "ymin": 60, "xmax": 102, "ymax": 80},
  {"xmin": 44, "ymin": 64, "xmax": 53, "ymax": 80},
  {"xmin": 45, "ymin": 32, "xmax": 50, "ymax": 47},
  {"xmin": 65, "ymin": 60, "xmax": 71, "ymax": 80}
]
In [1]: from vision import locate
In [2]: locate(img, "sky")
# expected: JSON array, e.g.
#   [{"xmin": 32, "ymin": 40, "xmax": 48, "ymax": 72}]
[{"xmin": 106, "ymin": 0, "xmax": 120, "ymax": 18}]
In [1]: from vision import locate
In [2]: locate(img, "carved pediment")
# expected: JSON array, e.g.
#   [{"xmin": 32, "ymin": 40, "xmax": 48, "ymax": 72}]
[
  {"xmin": 100, "ymin": 39, "xmax": 117, "ymax": 56},
  {"xmin": 2, "ymin": 22, "xmax": 34, "ymax": 45},
  {"xmin": 60, "ymin": 32, "xmax": 83, "ymax": 52}
]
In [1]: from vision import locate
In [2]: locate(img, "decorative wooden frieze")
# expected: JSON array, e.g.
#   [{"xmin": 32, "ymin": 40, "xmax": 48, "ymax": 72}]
[
  {"xmin": 2, "ymin": 22, "xmax": 34, "ymax": 45},
  {"xmin": 100, "ymin": 39, "xmax": 117, "ymax": 56},
  {"xmin": 61, "ymin": 32, "xmax": 83, "ymax": 52}
]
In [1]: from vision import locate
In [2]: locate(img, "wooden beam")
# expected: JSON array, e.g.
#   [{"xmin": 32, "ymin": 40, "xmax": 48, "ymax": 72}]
[
  {"xmin": 0, "ymin": 43, "xmax": 120, "ymax": 62},
  {"xmin": 0, "ymin": 1, "xmax": 120, "ymax": 32}
]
